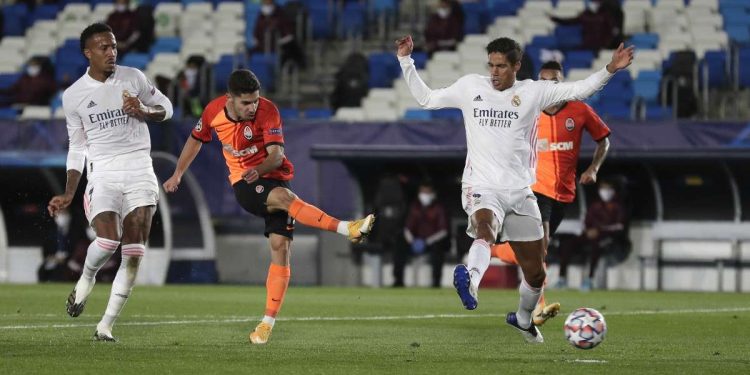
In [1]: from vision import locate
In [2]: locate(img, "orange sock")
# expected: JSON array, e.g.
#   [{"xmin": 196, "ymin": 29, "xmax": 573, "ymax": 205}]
[
  {"xmin": 264, "ymin": 263, "xmax": 291, "ymax": 318},
  {"xmin": 288, "ymin": 197, "xmax": 340, "ymax": 232},
  {"xmin": 492, "ymin": 243, "xmax": 518, "ymax": 264}
]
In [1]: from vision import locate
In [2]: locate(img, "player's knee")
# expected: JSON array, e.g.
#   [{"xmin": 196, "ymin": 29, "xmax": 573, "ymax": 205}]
[
  {"xmin": 475, "ymin": 222, "xmax": 495, "ymax": 244},
  {"xmin": 526, "ymin": 268, "xmax": 546, "ymax": 288},
  {"xmin": 270, "ymin": 236, "xmax": 291, "ymax": 254},
  {"xmin": 269, "ymin": 188, "xmax": 296, "ymax": 210}
]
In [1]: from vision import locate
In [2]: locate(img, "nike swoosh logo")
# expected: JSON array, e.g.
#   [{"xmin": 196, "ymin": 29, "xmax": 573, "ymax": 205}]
[{"xmin": 271, "ymin": 298, "xmax": 280, "ymax": 302}]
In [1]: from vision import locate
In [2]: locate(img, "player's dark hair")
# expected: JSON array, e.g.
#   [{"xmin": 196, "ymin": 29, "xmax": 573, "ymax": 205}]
[
  {"xmin": 228, "ymin": 69, "xmax": 261, "ymax": 96},
  {"xmin": 80, "ymin": 23, "xmax": 113, "ymax": 52},
  {"xmin": 485, "ymin": 37, "xmax": 523, "ymax": 65},
  {"xmin": 540, "ymin": 60, "xmax": 563, "ymax": 72}
]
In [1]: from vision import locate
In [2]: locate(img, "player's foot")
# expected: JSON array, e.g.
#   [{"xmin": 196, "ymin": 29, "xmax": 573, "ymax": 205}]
[
  {"xmin": 249, "ymin": 322, "xmax": 273, "ymax": 344},
  {"xmin": 532, "ymin": 302, "xmax": 561, "ymax": 326},
  {"xmin": 93, "ymin": 323, "xmax": 117, "ymax": 342},
  {"xmin": 65, "ymin": 278, "xmax": 95, "ymax": 318},
  {"xmin": 453, "ymin": 264, "xmax": 477, "ymax": 310},
  {"xmin": 347, "ymin": 214, "xmax": 375, "ymax": 244},
  {"xmin": 506, "ymin": 312, "xmax": 544, "ymax": 344}
]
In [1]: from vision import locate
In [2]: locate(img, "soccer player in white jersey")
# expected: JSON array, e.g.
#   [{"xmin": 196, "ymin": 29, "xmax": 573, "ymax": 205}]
[
  {"xmin": 396, "ymin": 35, "xmax": 633, "ymax": 343},
  {"xmin": 47, "ymin": 23, "xmax": 173, "ymax": 342}
]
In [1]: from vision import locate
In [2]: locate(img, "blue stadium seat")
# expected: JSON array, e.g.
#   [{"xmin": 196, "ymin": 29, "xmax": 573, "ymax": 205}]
[
  {"xmin": 213, "ymin": 55, "xmax": 235, "ymax": 92},
  {"xmin": 596, "ymin": 102, "xmax": 632, "ymax": 120},
  {"xmin": 431, "ymin": 108, "xmax": 462, "ymax": 120},
  {"xmin": 121, "ymin": 53, "xmax": 151, "ymax": 70},
  {"xmin": 279, "ymin": 107, "xmax": 299, "ymax": 119},
  {"xmin": 308, "ymin": 6, "xmax": 335, "ymax": 40},
  {"xmin": 488, "ymin": 0, "xmax": 521, "ymax": 18},
  {"xmin": 411, "ymin": 51, "xmax": 428, "ymax": 70},
  {"xmin": 529, "ymin": 35, "xmax": 558, "ymax": 49},
  {"xmin": 699, "ymin": 50, "xmax": 728, "ymax": 89},
  {"xmin": 554, "ymin": 25, "xmax": 582, "ymax": 50},
  {"xmin": 739, "ymin": 47, "xmax": 750, "ymax": 88},
  {"xmin": 150, "ymin": 37, "xmax": 182, "ymax": 56},
  {"xmin": 2, "ymin": 4, "xmax": 29, "ymax": 37},
  {"xmin": 645, "ymin": 104, "xmax": 673, "ymax": 121},
  {"xmin": 340, "ymin": 2, "xmax": 366, "ymax": 38},
  {"xmin": 368, "ymin": 52, "xmax": 399, "ymax": 88},
  {"xmin": 0, "ymin": 73, "xmax": 22, "ymax": 90},
  {"xmin": 28, "ymin": 4, "xmax": 60, "ymax": 25},
  {"xmin": 244, "ymin": 3, "xmax": 260, "ymax": 49},
  {"xmin": 462, "ymin": 1, "xmax": 488, "ymax": 35},
  {"xmin": 628, "ymin": 33, "xmax": 659, "ymax": 49},
  {"xmin": 0, "ymin": 108, "xmax": 19, "ymax": 120},
  {"xmin": 633, "ymin": 70, "xmax": 661, "ymax": 105},
  {"xmin": 303, "ymin": 108, "xmax": 332, "ymax": 119},
  {"xmin": 403, "ymin": 108, "xmax": 431, "ymax": 120},
  {"xmin": 725, "ymin": 25, "xmax": 750, "ymax": 45},
  {"xmin": 371, "ymin": 0, "xmax": 396, "ymax": 14},
  {"xmin": 564, "ymin": 50, "xmax": 594, "ymax": 74},
  {"xmin": 249, "ymin": 53, "xmax": 276, "ymax": 91}
]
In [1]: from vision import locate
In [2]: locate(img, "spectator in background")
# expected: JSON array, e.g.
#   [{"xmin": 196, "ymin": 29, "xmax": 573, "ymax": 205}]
[
  {"xmin": 372, "ymin": 173, "xmax": 408, "ymax": 287},
  {"xmin": 330, "ymin": 52, "xmax": 368, "ymax": 110},
  {"xmin": 0, "ymin": 56, "xmax": 56, "ymax": 106},
  {"xmin": 128, "ymin": 3, "xmax": 156, "ymax": 54},
  {"xmin": 557, "ymin": 179, "xmax": 627, "ymax": 291},
  {"xmin": 253, "ymin": 0, "xmax": 305, "ymax": 68},
  {"xmin": 550, "ymin": 0, "xmax": 623, "ymax": 52},
  {"xmin": 403, "ymin": 181, "xmax": 450, "ymax": 288},
  {"xmin": 424, "ymin": 0, "xmax": 465, "ymax": 56},
  {"xmin": 106, "ymin": 0, "xmax": 137, "ymax": 55},
  {"xmin": 175, "ymin": 55, "xmax": 210, "ymax": 117}
]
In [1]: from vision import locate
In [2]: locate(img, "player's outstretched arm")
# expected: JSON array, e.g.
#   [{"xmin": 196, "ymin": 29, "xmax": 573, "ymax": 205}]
[
  {"xmin": 163, "ymin": 136, "xmax": 203, "ymax": 193},
  {"xmin": 605, "ymin": 43, "xmax": 635, "ymax": 74},
  {"xmin": 48, "ymin": 170, "xmax": 82, "ymax": 217},
  {"xmin": 395, "ymin": 34, "xmax": 462, "ymax": 110}
]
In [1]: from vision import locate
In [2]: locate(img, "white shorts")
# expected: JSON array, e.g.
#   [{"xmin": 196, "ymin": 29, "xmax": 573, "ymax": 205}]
[
  {"xmin": 83, "ymin": 168, "xmax": 159, "ymax": 225},
  {"xmin": 461, "ymin": 186, "xmax": 543, "ymax": 242}
]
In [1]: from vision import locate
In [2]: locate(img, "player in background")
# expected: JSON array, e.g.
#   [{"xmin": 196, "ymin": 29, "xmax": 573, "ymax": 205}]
[
  {"xmin": 492, "ymin": 60, "xmax": 612, "ymax": 326},
  {"xmin": 47, "ymin": 23, "xmax": 173, "ymax": 341},
  {"xmin": 396, "ymin": 35, "xmax": 632, "ymax": 343},
  {"xmin": 163, "ymin": 69, "xmax": 375, "ymax": 345}
]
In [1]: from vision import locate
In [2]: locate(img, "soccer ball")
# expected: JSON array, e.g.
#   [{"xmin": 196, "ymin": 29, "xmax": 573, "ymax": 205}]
[{"xmin": 563, "ymin": 307, "xmax": 607, "ymax": 349}]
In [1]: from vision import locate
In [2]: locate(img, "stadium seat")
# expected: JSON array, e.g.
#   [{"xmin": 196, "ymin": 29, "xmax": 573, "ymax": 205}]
[
  {"xmin": 554, "ymin": 25, "xmax": 582, "ymax": 50},
  {"xmin": 699, "ymin": 50, "xmax": 728, "ymax": 89},
  {"xmin": 411, "ymin": 51, "xmax": 428, "ymax": 70},
  {"xmin": 628, "ymin": 33, "xmax": 659, "ymax": 50},
  {"xmin": 28, "ymin": 4, "xmax": 60, "ymax": 25},
  {"xmin": 213, "ymin": 54, "xmax": 235, "ymax": 92},
  {"xmin": 279, "ymin": 107, "xmax": 299, "ymax": 119},
  {"xmin": 0, "ymin": 107, "xmax": 19, "ymax": 120},
  {"xmin": 368, "ymin": 52, "xmax": 399, "ymax": 88},
  {"xmin": 462, "ymin": 1, "xmax": 488, "ymax": 35},
  {"xmin": 150, "ymin": 37, "xmax": 182, "ymax": 57},
  {"xmin": 2, "ymin": 4, "xmax": 30, "ymax": 37},
  {"xmin": 249, "ymin": 53, "xmax": 277, "ymax": 91},
  {"xmin": 725, "ymin": 25, "xmax": 750, "ymax": 45},
  {"xmin": 308, "ymin": 5, "xmax": 335, "ymax": 40},
  {"xmin": 564, "ymin": 50, "xmax": 595, "ymax": 75},
  {"xmin": 645, "ymin": 104, "xmax": 673, "ymax": 121},
  {"xmin": 121, "ymin": 53, "xmax": 152, "ymax": 71},
  {"xmin": 633, "ymin": 70, "xmax": 661, "ymax": 105},
  {"xmin": 595, "ymin": 102, "xmax": 632, "ymax": 121},
  {"xmin": 0, "ymin": 73, "xmax": 21, "ymax": 90},
  {"xmin": 431, "ymin": 108, "xmax": 462, "ymax": 120},
  {"xmin": 339, "ymin": 2, "xmax": 366, "ymax": 38},
  {"xmin": 739, "ymin": 47, "xmax": 750, "ymax": 88},
  {"xmin": 303, "ymin": 108, "xmax": 332, "ymax": 119}
]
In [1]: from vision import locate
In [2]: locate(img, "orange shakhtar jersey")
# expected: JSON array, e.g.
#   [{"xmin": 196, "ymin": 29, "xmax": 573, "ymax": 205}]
[
  {"xmin": 531, "ymin": 101, "xmax": 610, "ymax": 203},
  {"xmin": 191, "ymin": 96, "xmax": 294, "ymax": 185}
]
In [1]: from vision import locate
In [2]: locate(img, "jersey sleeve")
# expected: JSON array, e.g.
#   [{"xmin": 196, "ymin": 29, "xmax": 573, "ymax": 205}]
[
  {"xmin": 62, "ymin": 92, "xmax": 86, "ymax": 172},
  {"xmin": 133, "ymin": 69, "xmax": 174, "ymax": 120},
  {"xmin": 191, "ymin": 104, "xmax": 216, "ymax": 143},
  {"xmin": 535, "ymin": 67, "xmax": 614, "ymax": 111},
  {"xmin": 398, "ymin": 55, "xmax": 465, "ymax": 110},
  {"xmin": 582, "ymin": 103, "xmax": 611, "ymax": 141},
  {"xmin": 261, "ymin": 104, "xmax": 285, "ymax": 147}
]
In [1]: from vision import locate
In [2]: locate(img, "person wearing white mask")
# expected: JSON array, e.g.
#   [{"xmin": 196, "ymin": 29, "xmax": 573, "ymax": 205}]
[
  {"xmin": 0, "ymin": 56, "xmax": 57, "ymax": 106},
  {"xmin": 403, "ymin": 181, "xmax": 450, "ymax": 288},
  {"xmin": 252, "ymin": 0, "xmax": 306, "ymax": 68},
  {"xmin": 424, "ymin": 0, "xmax": 464, "ymax": 55},
  {"xmin": 557, "ymin": 179, "xmax": 627, "ymax": 291},
  {"xmin": 549, "ymin": 0, "xmax": 623, "ymax": 52}
]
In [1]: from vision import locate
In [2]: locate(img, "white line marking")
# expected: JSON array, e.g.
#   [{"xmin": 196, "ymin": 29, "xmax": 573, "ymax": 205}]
[
  {"xmin": 1, "ymin": 307, "xmax": 748, "ymax": 330},
  {"xmin": 569, "ymin": 359, "xmax": 608, "ymax": 364}
]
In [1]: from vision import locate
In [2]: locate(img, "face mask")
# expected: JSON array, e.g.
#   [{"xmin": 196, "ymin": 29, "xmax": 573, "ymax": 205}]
[
  {"xmin": 115, "ymin": 4, "xmax": 127, "ymax": 12},
  {"xmin": 599, "ymin": 187, "xmax": 615, "ymax": 202},
  {"xmin": 26, "ymin": 65, "xmax": 41, "ymax": 77},
  {"xmin": 437, "ymin": 8, "xmax": 450, "ymax": 19},
  {"xmin": 54, "ymin": 211, "xmax": 71, "ymax": 230},
  {"xmin": 587, "ymin": 2, "xmax": 600, "ymax": 12},
  {"xmin": 261, "ymin": 5, "xmax": 274, "ymax": 16},
  {"xmin": 418, "ymin": 193, "xmax": 435, "ymax": 206}
]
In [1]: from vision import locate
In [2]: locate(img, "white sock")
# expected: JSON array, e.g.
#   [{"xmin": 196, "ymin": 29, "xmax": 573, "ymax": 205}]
[
  {"xmin": 81, "ymin": 237, "xmax": 120, "ymax": 281},
  {"xmin": 517, "ymin": 280, "xmax": 542, "ymax": 329},
  {"xmin": 99, "ymin": 245, "xmax": 144, "ymax": 331},
  {"xmin": 467, "ymin": 239, "xmax": 491, "ymax": 289},
  {"xmin": 336, "ymin": 221, "xmax": 349, "ymax": 236},
  {"xmin": 262, "ymin": 315, "xmax": 276, "ymax": 327}
]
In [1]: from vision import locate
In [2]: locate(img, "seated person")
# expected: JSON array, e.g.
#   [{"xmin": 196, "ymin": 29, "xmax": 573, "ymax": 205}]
[
  {"xmin": 0, "ymin": 56, "xmax": 56, "ymax": 107},
  {"xmin": 424, "ymin": 0, "xmax": 464, "ymax": 55}
]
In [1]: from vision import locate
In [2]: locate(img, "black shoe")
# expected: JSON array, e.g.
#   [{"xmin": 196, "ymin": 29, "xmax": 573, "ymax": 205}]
[{"xmin": 65, "ymin": 289, "xmax": 86, "ymax": 318}]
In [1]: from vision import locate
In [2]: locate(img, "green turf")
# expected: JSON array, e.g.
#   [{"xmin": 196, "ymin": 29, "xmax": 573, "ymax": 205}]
[{"xmin": 1, "ymin": 284, "xmax": 749, "ymax": 374}]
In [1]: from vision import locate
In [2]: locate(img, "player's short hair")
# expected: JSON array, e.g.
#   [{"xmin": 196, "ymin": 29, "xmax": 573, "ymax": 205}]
[
  {"xmin": 228, "ymin": 69, "xmax": 261, "ymax": 96},
  {"xmin": 540, "ymin": 61, "xmax": 563, "ymax": 72},
  {"xmin": 486, "ymin": 37, "xmax": 523, "ymax": 65},
  {"xmin": 80, "ymin": 23, "xmax": 113, "ymax": 52}
]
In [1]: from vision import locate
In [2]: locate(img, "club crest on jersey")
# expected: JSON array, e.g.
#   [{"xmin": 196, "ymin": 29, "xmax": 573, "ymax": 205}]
[
  {"xmin": 255, "ymin": 185, "xmax": 264, "ymax": 194},
  {"xmin": 511, "ymin": 95, "xmax": 521, "ymax": 107},
  {"xmin": 565, "ymin": 118, "xmax": 575, "ymax": 131},
  {"xmin": 194, "ymin": 118, "xmax": 202, "ymax": 131},
  {"xmin": 243, "ymin": 126, "xmax": 253, "ymax": 140}
]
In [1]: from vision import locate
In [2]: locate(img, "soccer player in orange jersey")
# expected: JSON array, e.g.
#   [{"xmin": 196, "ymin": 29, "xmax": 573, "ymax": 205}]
[
  {"xmin": 492, "ymin": 61, "xmax": 611, "ymax": 325},
  {"xmin": 163, "ymin": 69, "xmax": 375, "ymax": 344}
]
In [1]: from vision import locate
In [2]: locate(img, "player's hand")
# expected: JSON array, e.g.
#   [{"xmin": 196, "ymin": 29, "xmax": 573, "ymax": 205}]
[
  {"xmin": 122, "ymin": 91, "xmax": 146, "ymax": 120},
  {"xmin": 47, "ymin": 194, "xmax": 73, "ymax": 218},
  {"xmin": 606, "ymin": 43, "xmax": 635, "ymax": 73},
  {"xmin": 579, "ymin": 167, "xmax": 598, "ymax": 185},
  {"xmin": 395, "ymin": 35, "xmax": 414, "ymax": 57},
  {"xmin": 242, "ymin": 169, "xmax": 259, "ymax": 184},
  {"xmin": 163, "ymin": 174, "xmax": 181, "ymax": 193}
]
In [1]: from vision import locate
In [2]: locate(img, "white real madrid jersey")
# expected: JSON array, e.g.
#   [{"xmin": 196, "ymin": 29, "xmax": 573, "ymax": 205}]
[
  {"xmin": 62, "ymin": 65, "xmax": 173, "ymax": 173},
  {"xmin": 398, "ymin": 55, "xmax": 613, "ymax": 190}
]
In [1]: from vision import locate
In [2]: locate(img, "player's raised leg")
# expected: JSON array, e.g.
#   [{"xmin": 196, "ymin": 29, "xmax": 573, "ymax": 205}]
[
  {"xmin": 94, "ymin": 206, "xmax": 153, "ymax": 341},
  {"xmin": 267, "ymin": 187, "xmax": 375, "ymax": 243},
  {"xmin": 250, "ymin": 234, "xmax": 291, "ymax": 344},
  {"xmin": 66, "ymin": 212, "xmax": 120, "ymax": 318},
  {"xmin": 454, "ymin": 209, "xmax": 496, "ymax": 310}
]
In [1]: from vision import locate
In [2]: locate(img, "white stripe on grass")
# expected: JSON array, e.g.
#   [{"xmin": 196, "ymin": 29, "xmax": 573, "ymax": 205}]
[{"xmin": 1, "ymin": 307, "xmax": 749, "ymax": 330}]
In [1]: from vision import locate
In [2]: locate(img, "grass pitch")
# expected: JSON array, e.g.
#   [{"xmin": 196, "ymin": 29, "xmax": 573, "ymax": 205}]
[{"xmin": 1, "ymin": 284, "xmax": 749, "ymax": 374}]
